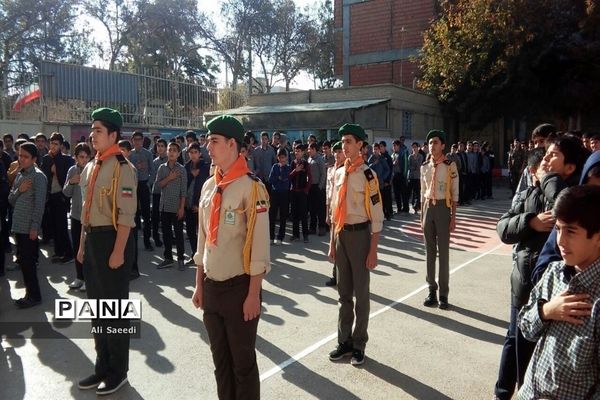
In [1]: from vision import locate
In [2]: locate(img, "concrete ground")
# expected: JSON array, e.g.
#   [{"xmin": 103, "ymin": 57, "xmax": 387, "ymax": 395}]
[{"xmin": 1, "ymin": 185, "xmax": 514, "ymax": 400}]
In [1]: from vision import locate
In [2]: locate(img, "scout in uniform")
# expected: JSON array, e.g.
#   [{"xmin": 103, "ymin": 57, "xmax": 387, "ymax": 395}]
[
  {"xmin": 420, "ymin": 130, "xmax": 459, "ymax": 310},
  {"xmin": 76, "ymin": 108, "xmax": 138, "ymax": 396},
  {"xmin": 192, "ymin": 115, "xmax": 270, "ymax": 400},
  {"xmin": 328, "ymin": 124, "xmax": 384, "ymax": 366}
]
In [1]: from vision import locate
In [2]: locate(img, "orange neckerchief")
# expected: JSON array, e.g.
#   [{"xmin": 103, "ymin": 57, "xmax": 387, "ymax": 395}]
[
  {"xmin": 429, "ymin": 154, "xmax": 447, "ymax": 205},
  {"xmin": 207, "ymin": 154, "xmax": 250, "ymax": 246},
  {"xmin": 333, "ymin": 156, "xmax": 364, "ymax": 235},
  {"xmin": 82, "ymin": 144, "xmax": 122, "ymax": 225}
]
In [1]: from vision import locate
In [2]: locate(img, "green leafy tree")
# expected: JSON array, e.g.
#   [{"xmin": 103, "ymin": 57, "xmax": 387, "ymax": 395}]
[
  {"xmin": 0, "ymin": 0, "xmax": 90, "ymax": 117},
  {"xmin": 419, "ymin": 0, "xmax": 600, "ymax": 126},
  {"xmin": 304, "ymin": 0, "xmax": 339, "ymax": 89}
]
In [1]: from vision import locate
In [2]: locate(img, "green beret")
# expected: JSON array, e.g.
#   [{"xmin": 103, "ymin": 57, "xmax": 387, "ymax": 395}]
[
  {"xmin": 338, "ymin": 123, "xmax": 367, "ymax": 142},
  {"xmin": 332, "ymin": 141, "xmax": 342, "ymax": 151},
  {"xmin": 426, "ymin": 129, "xmax": 446, "ymax": 144},
  {"xmin": 207, "ymin": 115, "xmax": 244, "ymax": 144},
  {"xmin": 91, "ymin": 107, "xmax": 123, "ymax": 129}
]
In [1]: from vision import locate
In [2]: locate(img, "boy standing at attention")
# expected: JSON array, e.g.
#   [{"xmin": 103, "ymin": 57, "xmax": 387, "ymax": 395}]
[
  {"xmin": 155, "ymin": 142, "xmax": 187, "ymax": 270},
  {"xmin": 328, "ymin": 124, "xmax": 384, "ymax": 366},
  {"xmin": 421, "ymin": 130, "xmax": 459, "ymax": 310},
  {"xmin": 518, "ymin": 185, "xmax": 600, "ymax": 400}
]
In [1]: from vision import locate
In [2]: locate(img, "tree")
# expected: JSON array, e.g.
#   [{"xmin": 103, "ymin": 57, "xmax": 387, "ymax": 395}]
[
  {"xmin": 271, "ymin": 0, "xmax": 312, "ymax": 91},
  {"xmin": 419, "ymin": 0, "xmax": 600, "ymax": 127},
  {"xmin": 304, "ymin": 0, "xmax": 339, "ymax": 89},
  {"xmin": 122, "ymin": 0, "xmax": 218, "ymax": 86},
  {"xmin": 83, "ymin": 0, "xmax": 134, "ymax": 69},
  {"xmin": 0, "ymin": 0, "xmax": 88, "ymax": 118}
]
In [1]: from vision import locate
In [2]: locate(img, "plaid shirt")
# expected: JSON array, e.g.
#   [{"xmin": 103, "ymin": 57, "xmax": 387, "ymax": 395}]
[
  {"xmin": 518, "ymin": 258, "xmax": 600, "ymax": 400},
  {"xmin": 156, "ymin": 162, "xmax": 187, "ymax": 213},
  {"xmin": 8, "ymin": 165, "xmax": 47, "ymax": 234}
]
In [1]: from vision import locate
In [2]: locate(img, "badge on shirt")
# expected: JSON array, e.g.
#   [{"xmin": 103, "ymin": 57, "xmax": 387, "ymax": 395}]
[
  {"xmin": 224, "ymin": 210, "xmax": 236, "ymax": 225},
  {"xmin": 121, "ymin": 187, "xmax": 133, "ymax": 198},
  {"xmin": 256, "ymin": 200, "xmax": 268, "ymax": 213}
]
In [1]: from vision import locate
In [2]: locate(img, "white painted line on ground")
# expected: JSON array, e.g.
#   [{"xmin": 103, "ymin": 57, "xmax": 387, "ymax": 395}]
[{"xmin": 259, "ymin": 242, "xmax": 505, "ymax": 382}]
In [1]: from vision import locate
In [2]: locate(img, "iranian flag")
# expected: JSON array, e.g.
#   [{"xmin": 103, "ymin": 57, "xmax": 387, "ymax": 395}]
[{"xmin": 13, "ymin": 83, "xmax": 41, "ymax": 112}]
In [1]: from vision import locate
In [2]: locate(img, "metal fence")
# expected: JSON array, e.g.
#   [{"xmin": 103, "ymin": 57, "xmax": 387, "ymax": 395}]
[{"xmin": 3, "ymin": 61, "xmax": 247, "ymax": 128}]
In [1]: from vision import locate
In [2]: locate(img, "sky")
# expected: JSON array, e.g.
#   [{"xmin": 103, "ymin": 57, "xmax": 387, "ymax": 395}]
[{"xmin": 86, "ymin": 0, "xmax": 318, "ymax": 91}]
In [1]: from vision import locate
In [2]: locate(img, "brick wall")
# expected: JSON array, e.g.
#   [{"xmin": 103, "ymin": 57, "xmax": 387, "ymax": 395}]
[{"xmin": 335, "ymin": 0, "xmax": 436, "ymax": 86}]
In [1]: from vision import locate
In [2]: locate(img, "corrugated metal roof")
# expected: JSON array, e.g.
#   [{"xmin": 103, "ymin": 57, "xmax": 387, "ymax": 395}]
[{"xmin": 205, "ymin": 98, "xmax": 390, "ymax": 116}]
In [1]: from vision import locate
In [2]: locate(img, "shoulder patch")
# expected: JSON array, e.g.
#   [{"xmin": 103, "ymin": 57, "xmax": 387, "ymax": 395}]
[
  {"xmin": 246, "ymin": 172, "xmax": 260, "ymax": 182},
  {"xmin": 364, "ymin": 168, "xmax": 375, "ymax": 181},
  {"xmin": 443, "ymin": 159, "xmax": 452, "ymax": 165},
  {"xmin": 115, "ymin": 154, "xmax": 128, "ymax": 165},
  {"xmin": 422, "ymin": 160, "xmax": 429, "ymax": 166}
]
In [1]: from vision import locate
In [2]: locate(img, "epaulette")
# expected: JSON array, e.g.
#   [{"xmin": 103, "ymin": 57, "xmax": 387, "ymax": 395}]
[
  {"xmin": 115, "ymin": 154, "xmax": 128, "ymax": 165},
  {"xmin": 364, "ymin": 168, "xmax": 375, "ymax": 181},
  {"xmin": 422, "ymin": 160, "xmax": 429, "ymax": 165},
  {"xmin": 246, "ymin": 172, "xmax": 260, "ymax": 182},
  {"xmin": 443, "ymin": 159, "xmax": 452, "ymax": 165}
]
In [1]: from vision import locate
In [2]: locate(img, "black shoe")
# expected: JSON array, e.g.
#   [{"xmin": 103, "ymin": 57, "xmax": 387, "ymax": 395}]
[
  {"xmin": 154, "ymin": 239, "xmax": 163, "ymax": 248},
  {"xmin": 96, "ymin": 375, "xmax": 128, "ymax": 396},
  {"xmin": 351, "ymin": 349, "xmax": 365, "ymax": 366},
  {"xmin": 423, "ymin": 291, "xmax": 438, "ymax": 307},
  {"xmin": 290, "ymin": 236, "xmax": 300, "ymax": 242},
  {"xmin": 129, "ymin": 270, "xmax": 140, "ymax": 280},
  {"xmin": 157, "ymin": 259, "xmax": 174, "ymax": 269},
  {"xmin": 329, "ymin": 342, "xmax": 354, "ymax": 361},
  {"xmin": 51, "ymin": 254, "xmax": 62, "ymax": 263},
  {"xmin": 15, "ymin": 297, "xmax": 41, "ymax": 309},
  {"xmin": 439, "ymin": 296, "xmax": 449, "ymax": 310},
  {"xmin": 325, "ymin": 277, "xmax": 337, "ymax": 287},
  {"xmin": 144, "ymin": 243, "xmax": 154, "ymax": 251},
  {"xmin": 78, "ymin": 374, "xmax": 105, "ymax": 390}
]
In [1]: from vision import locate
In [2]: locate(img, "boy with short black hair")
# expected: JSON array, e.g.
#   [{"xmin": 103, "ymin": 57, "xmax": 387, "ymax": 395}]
[
  {"xmin": 150, "ymin": 138, "xmax": 168, "ymax": 247},
  {"xmin": 517, "ymin": 185, "xmax": 600, "ymax": 400},
  {"xmin": 9, "ymin": 142, "xmax": 47, "ymax": 308},
  {"xmin": 184, "ymin": 142, "xmax": 209, "ymax": 264},
  {"xmin": 155, "ymin": 142, "xmax": 187, "ymax": 270},
  {"xmin": 289, "ymin": 144, "xmax": 311, "ymax": 243},
  {"xmin": 268, "ymin": 148, "xmax": 291, "ymax": 245}
]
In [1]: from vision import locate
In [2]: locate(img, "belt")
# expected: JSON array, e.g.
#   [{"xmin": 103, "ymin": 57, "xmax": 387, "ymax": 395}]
[
  {"xmin": 342, "ymin": 221, "xmax": 369, "ymax": 231},
  {"xmin": 83, "ymin": 225, "xmax": 115, "ymax": 233},
  {"xmin": 204, "ymin": 274, "xmax": 250, "ymax": 287},
  {"xmin": 426, "ymin": 198, "xmax": 449, "ymax": 206}
]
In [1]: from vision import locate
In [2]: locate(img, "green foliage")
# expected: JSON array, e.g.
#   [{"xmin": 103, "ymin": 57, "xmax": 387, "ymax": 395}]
[{"xmin": 419, "ymin": 0, "xmax": 600, "ymax": 126}]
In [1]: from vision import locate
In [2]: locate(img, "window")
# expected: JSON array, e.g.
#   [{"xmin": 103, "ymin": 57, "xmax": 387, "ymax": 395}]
[{"xmin": 402, "ymin": 111, "xmax": 413, "ymax": 138}]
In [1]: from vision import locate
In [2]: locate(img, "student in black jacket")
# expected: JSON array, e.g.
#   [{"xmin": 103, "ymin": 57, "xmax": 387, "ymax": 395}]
[{"xmin": 184, "ymin": 143, "xmax": 209, "ymax": 265}]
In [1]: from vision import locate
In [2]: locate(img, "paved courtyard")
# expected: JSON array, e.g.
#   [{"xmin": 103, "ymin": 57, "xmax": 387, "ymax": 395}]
[{"xmin": 1, "ymin": 186, "xmax": 514, "ymax": 400}]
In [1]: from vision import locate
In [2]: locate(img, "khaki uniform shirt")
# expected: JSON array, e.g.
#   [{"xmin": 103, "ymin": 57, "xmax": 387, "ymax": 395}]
[
  {"xmin": 80, "ymin": 155, "xmax": 138, "ymax": 228},
  {"xmin": 331, "ymin": 163, "xmax": 384, "ymax": 233},
  {"xmin": 420, "ymin": 159, "xmax": 459, "ymax": 206},
  {"xmin": 193, "ymin": 174, "xmax": 271, "ymax": 281}
]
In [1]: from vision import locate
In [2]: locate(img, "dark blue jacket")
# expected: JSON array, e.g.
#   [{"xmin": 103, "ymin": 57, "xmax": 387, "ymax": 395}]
[
  {"xmin": 532, "ymin": 151, "xmax": 600, "ymax": 283},
  {"xmin": 185, "ymin": 159, "xmax": 209, "ymax": 209},
  {"xmin": 40, "ymin": 152, "xmax": 74, "ymax": 194},
  {"xmin": 268, "ymin": 163, "xmax": 291, "ymax": 192}
]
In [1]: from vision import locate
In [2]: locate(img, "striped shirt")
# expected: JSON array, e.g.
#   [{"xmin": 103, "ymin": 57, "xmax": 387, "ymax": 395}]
[
  {"xmin": 129, "ymin": 147, "xmax": 154, "ymax": 182},
  {"xmin": 8, "ymin": 165, "xmax": 47, "ymax": 233},
  {"xmin": 156, "ymin": 162, "xmax": 187, "ymax": 213},
  {"xmin": 518, "ymin": 258, "xmax": 600, "ymax": 400}
]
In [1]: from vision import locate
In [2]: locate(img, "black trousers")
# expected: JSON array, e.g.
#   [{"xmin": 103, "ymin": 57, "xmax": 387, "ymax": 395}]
[
  {"xmin": 392, "ymin": 173, "xmax": 410, "ymax": 212},
  {"xmin": 203, "ymin": 274, "xmax": 260, "ymax": 400},
  {"xmin": 135, "ymin": 182, "xmax": 152, "ymax": 246},
  {"xmin": 151, "ymin": 193, "xmax": 162, "ymax": 244},
  {"xmin": 308, "ymin": 185, "xmax": 326, "ymax": 231},
  {"xmin": 161, "ymin": 211, "xmax": 185, "ymax": 260},
  {"xmin": 49, "ymin": 192, "xmax": 73, "ymax": 257},
  {"xmin": 0, "ymin": 200, "xmax": 9, "ymax": 249},
  {"xmin": 70, "ymin": 218, "xmax": 83, "ymax": 280},
  {"xmin": 269, "ymin": 191, "xmax": 289, "ymax": 240},
  {"xmin": 16, "ymin": 234, "xmax": 41, "ymax": 301},
  {"xmin": 381, "ymin": 183, "xmax": 393, "ymax": 217},
  {"xmin": 408, "ymin": 178, "xmax": 421, "ymax": 209},
  {"xmin": 185, "ymin": 208, "xmax": 198, "ymax": 255},
  {"xmin": 84, "ymin": 229, "xmax": 134, "ymax": 380},
  {"xmin": 291, "ymin": 191, "xmax": 308, "ymax": 238},
  {"xmin": 459, "ymin": 173, "xmax": 468, "ymax": 203}
]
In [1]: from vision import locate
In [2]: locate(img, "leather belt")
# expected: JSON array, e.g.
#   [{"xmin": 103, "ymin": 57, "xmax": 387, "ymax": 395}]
[
  {"xmin": 342, "ymin": 221, "xmax": 369, "ymax": 231},
  {"xmin": 83, "ymin": 225, "xmax": 115, "ymax": 233}
]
